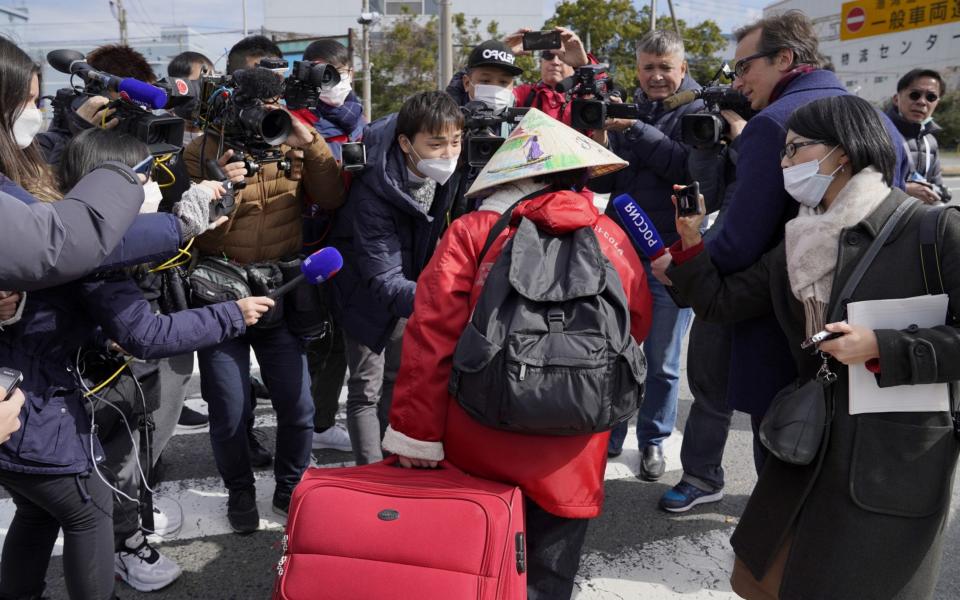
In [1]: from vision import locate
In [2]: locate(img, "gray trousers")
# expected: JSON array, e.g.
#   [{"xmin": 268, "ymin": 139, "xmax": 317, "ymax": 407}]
[
  {"xmin": 96, "ymin": 353, "xmax": 194, "ymax": 546},
  {"xmin": 343, "ymin": 319, "xmax": 406, "ymax": 465},
  {"xmin": 679, "ymin": 318, "xmax": 734, "ymax": 493}
]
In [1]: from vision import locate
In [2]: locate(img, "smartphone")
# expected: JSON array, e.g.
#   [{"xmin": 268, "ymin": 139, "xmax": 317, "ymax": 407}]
[
  {"xmin": 676, "ymin": 181, "xmax": 701, "ymax": 217},
  {"xmin": 800, "ymin": 329, "xmax": 844, "ymax": 350},
  {"xmin": 522, "ymin": 30, "xmax": 562, "ymax": 52},
  {"xmin": 0, "ymin": 367, "xmax": 23, "ymax": 402},
  {"xmin": 341, "ymin": 142, "xmax": 367, "ymax": 172}
]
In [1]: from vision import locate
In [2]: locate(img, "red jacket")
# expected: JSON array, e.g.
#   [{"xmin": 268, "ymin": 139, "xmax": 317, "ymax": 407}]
[
  {"xmin": 513, "ymin": 82, "xmax": 573, "ymax": 126},
  {"xmin": 385, "ymin": 189, "xmax": 653, "ymax": 518}
]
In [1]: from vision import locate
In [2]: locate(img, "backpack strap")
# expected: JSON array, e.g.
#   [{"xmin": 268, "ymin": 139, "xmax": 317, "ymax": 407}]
[{"xmin": 476, "ymin": 189, "xmax": 549, "ymax": 264}]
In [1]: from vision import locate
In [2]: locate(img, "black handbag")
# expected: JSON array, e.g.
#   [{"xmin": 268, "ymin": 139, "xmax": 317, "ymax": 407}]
[
  {"xmin": 188, "ymin": 256, "xmax": 251, "ymax": 306},
  {"xmin": 760, "ymin": 197, "xmax": 918, "ymax": 466}
]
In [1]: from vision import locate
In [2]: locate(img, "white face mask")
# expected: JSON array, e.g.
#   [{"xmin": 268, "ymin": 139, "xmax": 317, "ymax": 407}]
[
  {"xmin": 783, "ymin": 146, "xmax": 842, "ymax": 208},
  {"xmin": 318, "ymin": 76, "xmax": 352, "ymax": 107},
  {"xmin": 13, "ymin": 104, "xmax": 43, "ymax": 149},
  {"xmin": 473, "ymin": 84, "xmax": 514, "ymax": 112},
  {"xmin": 409, "ymin": 144, "xmax": 458, "ymax": 186},
  {"xmin": 141, "ymin": 180, "xmax": 163, "ymax": 214}
]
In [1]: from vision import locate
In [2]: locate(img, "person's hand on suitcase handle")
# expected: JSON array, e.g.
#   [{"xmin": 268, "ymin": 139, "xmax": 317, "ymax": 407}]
[{"xmin": 397, "ymin": 455, "xmax": 439, "ymax": 469}]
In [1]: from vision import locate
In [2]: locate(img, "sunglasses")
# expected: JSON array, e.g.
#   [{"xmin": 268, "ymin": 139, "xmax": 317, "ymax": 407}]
[
  {"xmin": 907, "ymin": 90, "xmax": 939, "ymax": 103},
  {"xmin": 540, "ymin": 50, "xmax": 561, "ymax": 61},
  {"xmin": 132, "ymin": 155, "xmax": 155, "ymax": 177},
  {"xmin": 733, "ymin": 51, "xmax": 777, "ymax": 79},
  {"xmin": 780, "ymin": 140, "xmax": 827, "ymax": 160}
]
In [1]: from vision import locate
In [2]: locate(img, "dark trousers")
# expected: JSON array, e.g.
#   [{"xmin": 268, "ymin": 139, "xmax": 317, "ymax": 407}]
[
  {"xmin": 306, "ymin": 314, "xmax": 347, "ymax": 432},
  {"xmin": 679, "ymin": 318, "xmax": 734, "ymax": 492},
  {"xmin": 198, "ymin": 323, "xmax": 314, "ymax": 493},
  {"xmin": 0, "ymin": 470, "xmax": 115, "ymax": 600},
  {"xmin": 525, "ymin": 499, "xmax": 590, "ymax": 600}
]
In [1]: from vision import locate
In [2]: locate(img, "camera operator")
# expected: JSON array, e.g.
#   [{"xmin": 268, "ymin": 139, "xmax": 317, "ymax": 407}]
[
  {"xmin": 589, "ymin": 30, "xmax": 703, "ymax": 479},
  {"xmin": 279, "ymin": 39, "xmax": 365, "ymax": 454},
  {"xmin": 886, "ymin": 69, "xmax": 952, "ymax": 204},
  {"xmin": 503, "ymin": 26, "xmax": 591, "ymax": 125},
  {"xmin": 648, "ymin": 11, "xmax": 911, "ymax": 490},
  {"xmin": 167, "ymin": 51, "xmax": 216, "ymax": 146},
  {"xmin": 445, "ymin": 40, "xmax": 525, "ymax": 220},
  {"xmin": 183, "ymin": 35, "xmax": 345, "ymax": 532}
]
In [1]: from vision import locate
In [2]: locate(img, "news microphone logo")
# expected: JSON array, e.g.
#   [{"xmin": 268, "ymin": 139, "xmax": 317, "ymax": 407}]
[{"xmin": 611, "ymin": 194, "xmax": 665, "ymax": 259}]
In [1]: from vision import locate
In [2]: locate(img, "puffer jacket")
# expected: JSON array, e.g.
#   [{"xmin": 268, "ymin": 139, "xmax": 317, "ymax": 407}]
[
  {"xmin": 591, "ymin": 74, "xmax": 704, "ymax": 247},
  {"xmin": 886, "ymin": 106, "xmax": 951, "ymax": 202},
  {"xmin": 183, "ymin": 130, "xmax": 344, "ymax": 264},
  {"xmin": 383, "ymin": 189, "xmax": 653, "ymax": 518},
  {"xmin": 328, "ymin": 113, "xmax": 461, "ymax": 353}
]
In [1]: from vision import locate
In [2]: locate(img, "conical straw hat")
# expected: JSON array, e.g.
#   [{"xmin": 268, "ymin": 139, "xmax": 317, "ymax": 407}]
[{"xmin": 465, "ymin": 107, "xmax": 628, "ymax": 198}]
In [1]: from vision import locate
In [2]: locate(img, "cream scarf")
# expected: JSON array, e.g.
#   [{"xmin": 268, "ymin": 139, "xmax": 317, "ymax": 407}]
[{"xmin": 784, "ymin": 167, "xmax": 890, "ymax": 338}]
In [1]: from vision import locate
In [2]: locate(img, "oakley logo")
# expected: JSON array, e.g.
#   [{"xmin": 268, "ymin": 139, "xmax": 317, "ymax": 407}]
[{"xmin": 482, "ymin": 49, "xmax": 516, "ymax": 64}]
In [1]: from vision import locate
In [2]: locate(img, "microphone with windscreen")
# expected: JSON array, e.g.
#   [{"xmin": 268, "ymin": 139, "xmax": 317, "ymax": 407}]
[
  {"xmin": 47, "ymin": 49, "xmax": 168, "ymax": 110},
  {"xmin": 661, "ymin": 89, "xmax": 703, "ymax": 112},
  {"xmin": 268, "ymin": 247, "xmax": 343, "ymax": 300}
]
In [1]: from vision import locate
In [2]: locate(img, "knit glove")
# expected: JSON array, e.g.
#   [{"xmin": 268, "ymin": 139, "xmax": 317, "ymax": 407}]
[{"xmin": 171, "ymin": 183, "xmax": 213, "ymax": 240}]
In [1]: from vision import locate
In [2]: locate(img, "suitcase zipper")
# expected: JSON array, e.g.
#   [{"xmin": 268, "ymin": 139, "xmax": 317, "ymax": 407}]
[{"xmin": 277, "ymin": 534, "xmax": 289, "ymax": 577}]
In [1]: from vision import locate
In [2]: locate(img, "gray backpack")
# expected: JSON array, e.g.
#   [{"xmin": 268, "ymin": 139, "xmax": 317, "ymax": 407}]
[{"xmin": 448, "ymin": 201, "xmax": 646, "ymax": 436}]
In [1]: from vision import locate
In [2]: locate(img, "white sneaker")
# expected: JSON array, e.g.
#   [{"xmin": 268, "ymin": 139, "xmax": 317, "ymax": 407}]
[
  {"xmin": 150, "ymin": 501, "xmax": 182, "ymax": 537},
  {"xmin": 312, "ymin": 424, "xmax": 352, "ymax": 452},
  {"xmin": 115, "ymin": 531, "xmax": 182, "ymax": 592}
]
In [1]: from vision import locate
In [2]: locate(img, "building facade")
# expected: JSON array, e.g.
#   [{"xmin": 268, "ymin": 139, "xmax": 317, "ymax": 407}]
[{"xmin": 764, "ymin": 0, "xmax": 960, "ymax": 102}]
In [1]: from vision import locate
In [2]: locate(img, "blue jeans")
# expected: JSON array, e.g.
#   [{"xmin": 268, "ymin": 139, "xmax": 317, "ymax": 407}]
[
  {"xmin": 198, "ymin": 324, "xmax": 314, "ymax": 493},
  {"xmin": 609, "ymin": 260, "xmax": 693, "ymax": 452}
]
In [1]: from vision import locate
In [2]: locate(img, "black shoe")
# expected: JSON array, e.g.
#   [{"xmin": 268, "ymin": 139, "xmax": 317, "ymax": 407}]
[
  {"xmin": 639, "ymin": 444, "xmax": 665, "ymax": 481},
  {"xmin": 227, "ymin": 487, "xmax": 259, "ymax": 534},
  {"xmin": 250, "ymin": 374, "xmax": 271, "ymax": 399},
  {"xmin": 177, "ymin": 405, "xmax": 209, "ymax": 429},
  {"xmin": 272, "ymin": 488, "xmax": 292, "ymax": 517},
  {"xmin": 248, "ymin": 425, "xmax": 273, "ymax": 468},
  {"xmin": 607, "ymin": 447, "xmax": 623, "ymax": 458}
]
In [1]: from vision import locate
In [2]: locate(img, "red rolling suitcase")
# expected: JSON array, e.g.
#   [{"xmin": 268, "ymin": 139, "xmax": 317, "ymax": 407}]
[{"xmin": 272, "ymin": 457, "xmax": 527, "ymax": 600}]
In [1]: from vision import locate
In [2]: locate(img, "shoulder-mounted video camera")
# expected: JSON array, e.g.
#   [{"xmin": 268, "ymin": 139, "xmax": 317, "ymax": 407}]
[
  {"xmin": 461, "ymin": 101, "xmax": 529, "ymax": 168},
  {"xmin": 47, "ymin": 49, "xmax": 184, "ymax": 156},
  {"xmin": 674, "ymin": 65, "xmax": 754, "ymax": 147}
]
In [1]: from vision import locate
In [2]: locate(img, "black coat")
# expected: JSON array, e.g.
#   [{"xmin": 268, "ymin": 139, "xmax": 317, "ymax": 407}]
[{"xmin": 669, "ymin": 189, "xmax": 960, "ymax": 599}]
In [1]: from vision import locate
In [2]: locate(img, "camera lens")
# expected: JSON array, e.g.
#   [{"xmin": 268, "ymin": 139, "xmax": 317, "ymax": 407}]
[
  {"xmin": 239, "ymin": 105, "xmax": 292, "ymax": 146},
  {"xmin": 581, "ymin": 103, "xmax": 604, "ymax": 129}
]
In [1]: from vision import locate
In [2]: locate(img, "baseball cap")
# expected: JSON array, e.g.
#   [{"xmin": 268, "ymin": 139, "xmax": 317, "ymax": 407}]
[{"xmin": 467, "ymin": 40, "xmax": 523, "ymax": 76}]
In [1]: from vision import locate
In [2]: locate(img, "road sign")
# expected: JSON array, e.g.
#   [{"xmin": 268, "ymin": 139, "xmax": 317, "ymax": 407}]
[{"xmin": 841, "ymin": 0, "xmax": 960, "ymax": 40}]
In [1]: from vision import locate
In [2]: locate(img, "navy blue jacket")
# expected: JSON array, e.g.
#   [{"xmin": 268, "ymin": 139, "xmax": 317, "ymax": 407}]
[
  {"xmin": 592, "ymin": 75, "xmax": 704, "ymax": 247},
  {"xmin": 705, "ymin": 68, "xmax": 910, "ymax": 416},
  {"xmin": 328, "ymin": 114, "xmax": 459, "ymax": 353},
  {"xmin": 0, "ymin": 272, "xmax": 245, "ymax": 476}
]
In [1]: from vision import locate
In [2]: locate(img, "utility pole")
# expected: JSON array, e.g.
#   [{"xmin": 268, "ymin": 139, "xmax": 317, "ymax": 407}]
[
  {"xmin": 650, "ymin": 0, "xmax": 656, "ymax": 30},
  {"xmin": 115, "ymin": 0, "xmax": 128, "ymax": 45},
  {"xmin": 242, "ymin": 0, "xmax": 248, "ymax": 36},
  {"xmin": 361, "ymin": 0, "xmax": 372, "ymax": 120},
  {"xmin": 666, "ymin": 0, "xmax": 681, "ymax": 38},
  {"xmin": 438, "ymin": 0, "xmax": 453, "ymax": 91}
]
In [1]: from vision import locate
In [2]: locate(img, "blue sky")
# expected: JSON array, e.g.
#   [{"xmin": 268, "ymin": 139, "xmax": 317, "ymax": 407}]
[{"xmin": 10, "ymin": 0, "xmax": 768, "ymax": 48}]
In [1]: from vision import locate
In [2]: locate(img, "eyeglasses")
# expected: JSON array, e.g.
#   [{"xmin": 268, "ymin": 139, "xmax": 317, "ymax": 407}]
[
  {"xmin": 907, "ymin": 90, "xmax": 939, "ymax": 103},
  {"xmin": 132, "ymin": 155, "xmax": 156, "ymax": 176},
  {"xmin": 780, "ymin": 140, "xmax": 826, "ymax": 160},
  {"xmin": 733, "ymin": 51, "xmax": 777, "ymax": 79}
]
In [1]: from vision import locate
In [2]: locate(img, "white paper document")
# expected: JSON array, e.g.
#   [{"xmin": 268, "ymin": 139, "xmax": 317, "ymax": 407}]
[{"xmin": 846, "ymin": 294, "xmax": 951, "ymax": 415}]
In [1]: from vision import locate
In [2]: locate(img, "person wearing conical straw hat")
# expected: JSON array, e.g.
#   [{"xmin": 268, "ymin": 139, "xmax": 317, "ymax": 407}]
[{"xmin": 384, "ymin": 108, "xmax": 654, "ymax": 599}]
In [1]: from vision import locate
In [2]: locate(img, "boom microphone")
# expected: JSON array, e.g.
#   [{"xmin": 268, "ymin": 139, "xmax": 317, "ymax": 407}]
[
  {"xmin": 662, "ymin": 89, "xmax": 701, "ymax": 111},
  {"xmin": 47, "ymin": 49, "xmax": 168, "ymax": 110},
  {"xmin": 268, "ymin": 247, "xmax": 343, "ymax": 300},
  {"xmin": 611, "ymin": 194, "xmax": 666, "ymax": 260}
]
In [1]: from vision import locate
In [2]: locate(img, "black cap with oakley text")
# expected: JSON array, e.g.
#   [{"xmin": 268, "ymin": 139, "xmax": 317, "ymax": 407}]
[{"xmin": 467, "ymin": 40, "xmax": 523, "ymax": 76}]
